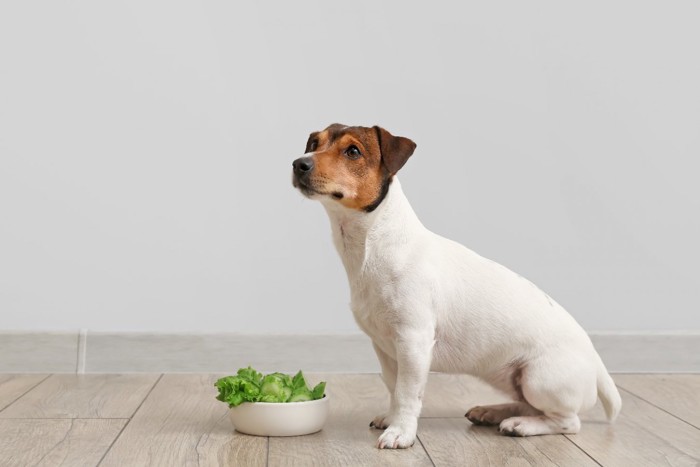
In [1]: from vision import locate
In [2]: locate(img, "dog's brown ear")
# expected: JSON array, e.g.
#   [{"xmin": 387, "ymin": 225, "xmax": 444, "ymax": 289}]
[
  {"xmin": 305, "ymin": 132, "xmax": 319, "ymax": 153},
  {"xmin": 373, "ymin": 126, "xmax": 417, "ymax": 176}
]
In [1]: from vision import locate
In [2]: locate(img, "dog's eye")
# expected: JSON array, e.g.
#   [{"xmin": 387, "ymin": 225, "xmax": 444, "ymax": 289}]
[
  {"xmin": 309, "ymin": 139, "xmax": 318, "ymax": 151},
  {"xmin": 345, "ymin": 145, "xmax": 361, "ymax": 159}
]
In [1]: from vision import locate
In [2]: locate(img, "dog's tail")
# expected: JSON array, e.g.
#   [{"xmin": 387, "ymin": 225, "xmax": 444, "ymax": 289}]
[{"xmin": 596, "ymin": 355, "xmax": 622, "ymax": 422}]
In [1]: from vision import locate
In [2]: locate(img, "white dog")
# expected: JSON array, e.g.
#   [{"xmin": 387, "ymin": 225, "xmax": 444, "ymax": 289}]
[{"xmin": 292, "ymin": 124, "xmax": 621, "ymax": 449}]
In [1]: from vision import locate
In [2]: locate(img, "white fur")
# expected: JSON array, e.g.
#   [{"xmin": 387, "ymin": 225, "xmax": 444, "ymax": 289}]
[{"xmin": 315, "ymin": 178, "xmax": 621, "ymax": 449}]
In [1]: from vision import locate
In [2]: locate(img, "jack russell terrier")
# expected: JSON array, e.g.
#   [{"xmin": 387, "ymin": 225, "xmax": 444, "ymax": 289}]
[{"xmin": 292, "ymin": 124, "xmax": 621, "ymax": 449}]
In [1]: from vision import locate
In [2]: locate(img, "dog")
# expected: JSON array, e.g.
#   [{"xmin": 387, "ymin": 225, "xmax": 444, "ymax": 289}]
[{"xmin": 292, "ymin": 123, "xmax": 621, "ymax": 449}]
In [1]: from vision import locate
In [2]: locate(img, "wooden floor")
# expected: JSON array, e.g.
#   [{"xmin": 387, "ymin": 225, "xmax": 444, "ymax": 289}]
[{"xmin": 0, "ymin": 373, "xmax": 698, "ymax": 466}]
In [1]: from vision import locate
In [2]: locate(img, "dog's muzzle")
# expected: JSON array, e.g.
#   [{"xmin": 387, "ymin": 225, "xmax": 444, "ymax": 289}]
[
  {"xmin": 292, "ymin": 156, "xmax": 315, "ymax": 193},
  {"xmin": 292, "ymin": 156, "xmax": 314, "ymax": 178}
]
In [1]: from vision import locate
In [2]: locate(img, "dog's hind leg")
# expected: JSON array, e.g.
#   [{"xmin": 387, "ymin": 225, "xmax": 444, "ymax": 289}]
[
  {"xmin": 498, "ymin": 352, "xmax": 596, "ymax": 436},
  {"xmin": 466, "ymin": 402, "xmax": 541, "ymax": 426},
  {"xmin": 466, "ymin": 359, "xmax": 541, "ymax": 426}
]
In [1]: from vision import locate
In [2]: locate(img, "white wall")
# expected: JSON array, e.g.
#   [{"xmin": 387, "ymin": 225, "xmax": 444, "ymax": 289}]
[{"xmin": 1, "ymin": 1, "xmax": 698, "ymax": 333}]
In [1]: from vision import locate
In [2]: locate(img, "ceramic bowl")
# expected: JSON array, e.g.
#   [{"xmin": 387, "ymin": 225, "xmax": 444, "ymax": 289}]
[{"xmin": 228, "ymin": 396, "xmax": 329, "ymax": 436}]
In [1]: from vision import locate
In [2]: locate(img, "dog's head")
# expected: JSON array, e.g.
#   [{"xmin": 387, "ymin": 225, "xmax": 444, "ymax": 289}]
[{"xmin": 291, "ymin": 124, "xmax": 416, "ymax": 212}]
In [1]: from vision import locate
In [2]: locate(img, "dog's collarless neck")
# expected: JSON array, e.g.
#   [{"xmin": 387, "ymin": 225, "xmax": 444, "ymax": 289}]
[{"xmin": 322, "ymin": 178, "xmax": 423, "ymax": 261}]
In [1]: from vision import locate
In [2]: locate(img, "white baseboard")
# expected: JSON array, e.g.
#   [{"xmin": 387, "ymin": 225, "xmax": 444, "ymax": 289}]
[{"xmin": 1, "ymin": 331, "xmax": 699, "ymax": 373}]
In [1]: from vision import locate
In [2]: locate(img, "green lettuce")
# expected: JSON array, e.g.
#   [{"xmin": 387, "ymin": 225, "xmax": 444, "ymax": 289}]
[
  {"xmin": 215, "ymin": 367, "xmax": 326, "ymax": 407},
  {"xmin": 260, "ymin": 373, "xmax": 293, "ymax": 402},
  {"xmin": 215, "ymin": 366, "xmax": 264, "ymax": 406}
]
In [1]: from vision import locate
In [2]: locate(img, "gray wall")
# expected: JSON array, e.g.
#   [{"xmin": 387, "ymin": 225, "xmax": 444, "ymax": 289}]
[{"xmin": 1, "ymin": 2, "xmax": 698, "ymax": 333}]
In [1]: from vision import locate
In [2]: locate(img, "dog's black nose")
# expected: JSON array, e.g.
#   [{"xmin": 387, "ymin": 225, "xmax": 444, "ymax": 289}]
[{"xmin": 293, "ymin": 156, "xmax": 314, "ymax": 175}]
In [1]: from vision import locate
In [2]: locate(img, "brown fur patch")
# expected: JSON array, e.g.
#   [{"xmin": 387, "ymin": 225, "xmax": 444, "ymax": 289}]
[{"xmin": 299, "ymin": 124, "xmax": 416, "ymax": 211}]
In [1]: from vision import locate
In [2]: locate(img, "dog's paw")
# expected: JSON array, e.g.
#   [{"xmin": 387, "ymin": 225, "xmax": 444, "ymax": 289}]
[
  {"xmin": 376, "ymin": 423, "xmax": 416, "ymax": 449},
  {"xmin": 465, "ymin": 406, "xmax": 501, "ymax": 426},
  {"xmin": 499, "ymin": 416, "xmax": 553, "ymax": 437},
  {"xmin": 369, "ymin": 413, "xmax": 393, "ymax": 430},
  {"xmin": 499, "ymin": 417, "xmax": 527, "ymax": 436},
  {"xmin": 499, "ymin": 415, "xmax": 580, "ymax": 437}
]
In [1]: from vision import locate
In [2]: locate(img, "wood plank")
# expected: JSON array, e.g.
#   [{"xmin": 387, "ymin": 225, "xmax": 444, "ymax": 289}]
[
  {"xmin": 418, "ymin": 418, "xmax": 597, "ymax": 466},
  {"xmin": 422, "ymin": 373, "xmax": 511, "ymax": 418},
  {"xmin": 99, "ymin": 374, "xmax": 267, "ymax": 467},
  {"xmin": 0, "ymin": 418, "xmax": 126, "ymax": 467},
  {"xmin": 567, "ymin": 389, "xmax": 700, "ymax": 466},
  {"xmin": 268, "ymin": 374, "xmax": 433, "ymax": 466},
  {"xmin": 0, "ymin": 374, "xmax": 159, "ymax": 419},
  {"xmin": 614, "ymin": 374, "xmax": 700, "ymax": 428},
  {"xmin": 0, "ymin": 374, "xmax": 48, "ymax": 412}
]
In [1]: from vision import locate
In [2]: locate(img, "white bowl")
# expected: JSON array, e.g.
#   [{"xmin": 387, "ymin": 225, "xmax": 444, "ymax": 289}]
[{"xmin": 228, "ymin": 396, "xmax": 329, "ymax": 437}]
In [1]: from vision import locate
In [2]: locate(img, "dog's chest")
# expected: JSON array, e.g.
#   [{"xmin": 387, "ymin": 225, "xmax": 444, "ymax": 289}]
[
  {"xmin": 346, "ymin": 268, "xmax": 399, "ymax": 353},
  {"xmin": 329, "ymin": 208, "xmax": 415, "ymax": 357}
]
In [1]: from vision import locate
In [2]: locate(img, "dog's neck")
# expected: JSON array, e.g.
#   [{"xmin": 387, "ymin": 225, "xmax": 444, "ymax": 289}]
[{"xmin": 320, "ymin": 178, "xmax": 424, "ymax": 275}]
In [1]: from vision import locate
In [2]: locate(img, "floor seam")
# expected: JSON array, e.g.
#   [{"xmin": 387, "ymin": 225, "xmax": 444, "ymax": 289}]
[
  {"xmin": 0, "ymin": 374, "xmax": 52, "ymax": 414},
  {"xmin": 563, "ymin": 434, "xmax": 603, "ymax": 466},
  {"xmin": 95, "ymin": 373, "xmax": 164, "ymax": 466},
  {"xmin": 415, "ymin": 434, "xmax": 436, "ymax": 467},
  {"xmin": 617, "ymin": 385, "xmax": 700, "ymax": 430}
]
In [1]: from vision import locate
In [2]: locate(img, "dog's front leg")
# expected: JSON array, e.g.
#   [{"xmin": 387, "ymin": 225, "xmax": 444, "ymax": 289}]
[
  {"xmin": 370, "ymin": 341, "xmax": 397, "ymax": 429},
  {"xmin": 376, "ymin": 329, "xmax": 433, "ymax": 449}
]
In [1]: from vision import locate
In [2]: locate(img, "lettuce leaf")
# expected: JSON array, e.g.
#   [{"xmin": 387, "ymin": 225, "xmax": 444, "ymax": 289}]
[
  {"xmin": 292, "ymin": 370, "xmax": 307, "ymax": 390},
  {"xmin": 311, "ymin": 381, "xmax": 326, "ymax": 400},
  {"xmin": 215, "ymin": 367, "xmax": 326, "ymax": 407},
  {"xmin": 215, "ymin": 375, "xmax": 261, "ymax": 407},
  {"xmin": 260, "ymin": 373, "xmax": 293, "ymax": 402},
  {"xmin": 289, "ymin": 387, "xmax": 313, "ymax": 402},
  {"xmin": 237, "ymin": 366, "xmax": 263, "ymax": 385}
]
